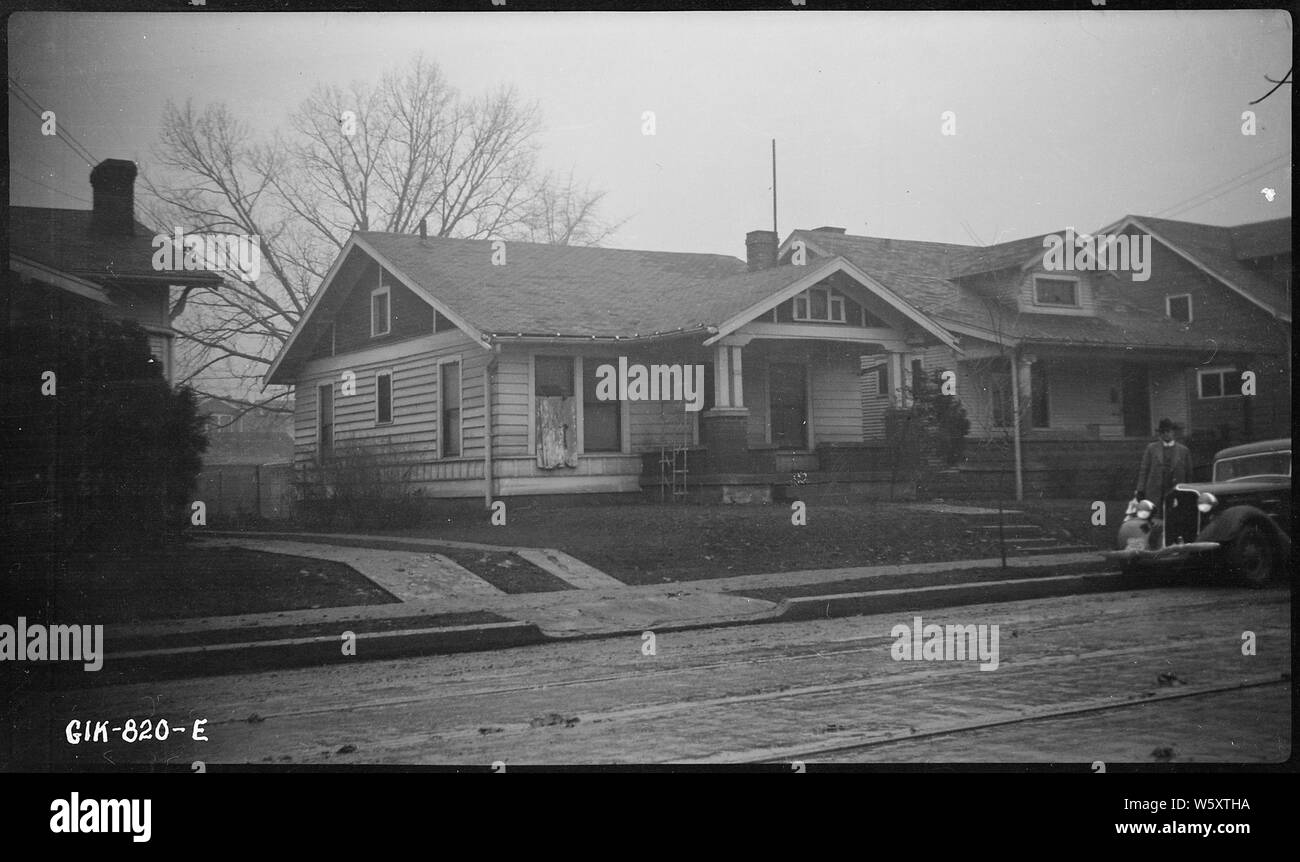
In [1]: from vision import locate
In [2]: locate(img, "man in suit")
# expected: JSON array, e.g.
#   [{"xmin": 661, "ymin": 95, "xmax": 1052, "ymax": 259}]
[{"xmin": 1134, "ymin": 418, "xmax": 1192, "ymax": 502}]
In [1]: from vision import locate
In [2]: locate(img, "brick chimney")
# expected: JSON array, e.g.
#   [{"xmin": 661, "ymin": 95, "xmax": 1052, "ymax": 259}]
[
  {"xmin": 745, "ymin": 229, "xmax": 778, "ymax": 271},
  {"xmin": 89, "ymin": 159, "xmax": 139, "ymax": 235}
]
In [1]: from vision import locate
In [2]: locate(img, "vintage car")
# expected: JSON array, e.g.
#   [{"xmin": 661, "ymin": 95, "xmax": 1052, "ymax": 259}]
[{"xmin": 1102, "ymin": 438, "xmax": 1292, "ymax": 585}]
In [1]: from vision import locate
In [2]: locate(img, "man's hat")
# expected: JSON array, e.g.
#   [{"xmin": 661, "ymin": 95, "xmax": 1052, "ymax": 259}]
[{"xmin": 1156, "ymin": 418, "xmax": 1180, "ymax": 433}]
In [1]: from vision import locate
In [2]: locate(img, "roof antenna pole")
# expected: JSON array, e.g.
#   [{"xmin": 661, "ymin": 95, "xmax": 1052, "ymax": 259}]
[{"xmin": 771, "ymin": 139, "xmax": 778, "ymax": 237}]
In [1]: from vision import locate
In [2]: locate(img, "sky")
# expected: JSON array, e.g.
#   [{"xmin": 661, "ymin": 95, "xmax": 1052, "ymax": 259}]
[{"xmin": 7, "ymin": 9, "xmax": 1293, "ymax": 261}]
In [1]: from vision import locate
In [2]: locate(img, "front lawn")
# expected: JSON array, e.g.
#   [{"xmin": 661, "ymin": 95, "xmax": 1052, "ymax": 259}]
[
  {"xmin": 359, "ymin": 498, "xmax": 1117, "ymax": 585},
  {"xmin": 2, "ymin": 546, "xmax": 400, "ymax": 625}
]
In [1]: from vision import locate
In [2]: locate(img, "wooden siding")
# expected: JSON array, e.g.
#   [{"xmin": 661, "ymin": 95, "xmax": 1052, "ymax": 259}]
[
  {"xmin": 292, "ymin": 329, "xmax": 483, "ymax": 467},
  {"xmin": 810, "ymin": 354, "xmax": 862, "ymax": 443}
]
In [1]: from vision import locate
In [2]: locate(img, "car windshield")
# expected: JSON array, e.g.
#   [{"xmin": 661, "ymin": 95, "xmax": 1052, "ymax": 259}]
[{"xmin": 1212, "ymin": 451, "xmax": 1291, "ymax": 482}]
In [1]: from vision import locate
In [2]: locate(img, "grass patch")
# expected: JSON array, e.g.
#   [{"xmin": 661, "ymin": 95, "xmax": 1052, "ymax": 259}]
[
  {"xmin": 2, "ymin": 546, "xmax": 400, "ymax": 624},
  {"xmin": 343, "ymin": 498, "xmax": 1112, "ymax": 585}
]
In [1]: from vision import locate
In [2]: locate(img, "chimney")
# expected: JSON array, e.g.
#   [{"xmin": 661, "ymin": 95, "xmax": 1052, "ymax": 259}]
[
  {"xmin": 745, "ymin": 229, "xmax": 778, "ymax": 271},
  {"xmin": 89, "ymin": 159, "xmax": 138, "ymax": 235}
]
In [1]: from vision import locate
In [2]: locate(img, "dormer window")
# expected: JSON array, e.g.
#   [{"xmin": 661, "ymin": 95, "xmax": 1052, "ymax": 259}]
[
  {"xmin": 371, "ymin": 285, "xmax": 391, "ymax": 337},
  {"xmin": 793, "ymin": 286, "xmax": 846, "ymax": 323},
  {"xmin": 1166, "ymin": 293, "xmax": 1192, "ymax": 323},
  {"xmin": 1033, "ymin": 275, "xmax": 1080, "ymax": 308}
]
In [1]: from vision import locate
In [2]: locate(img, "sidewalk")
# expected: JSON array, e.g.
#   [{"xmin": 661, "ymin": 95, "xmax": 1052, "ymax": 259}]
[{"xmin": 84, "ymin": 530, "xmax": 1120, "ymax": 682}]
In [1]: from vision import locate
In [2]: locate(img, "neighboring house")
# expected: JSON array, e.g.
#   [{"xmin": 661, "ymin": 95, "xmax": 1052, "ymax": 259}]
[
  {"xmin": 7, "ymin": 159, "xmax": 224, "ymax": 384},
  {"xmin": 266, "ymin": 215, "xmax": 1290, "ymax": 502},
  {"xmin": 197, "ymin": 396, "xmax": 294, "ymax": 465}
]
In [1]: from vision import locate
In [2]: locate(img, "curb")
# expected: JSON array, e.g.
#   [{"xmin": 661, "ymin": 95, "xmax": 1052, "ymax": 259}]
[
  {"xmin": 773, "ymin": 569, "xmax": 1133, "ymax": 621},
  {"xmin": 69, "ymin": 621, "xmax": 546, "ymax": 686},
  {"xmin": 57, "ymin": 567, "xmax": 1135, "ymax": 685}
]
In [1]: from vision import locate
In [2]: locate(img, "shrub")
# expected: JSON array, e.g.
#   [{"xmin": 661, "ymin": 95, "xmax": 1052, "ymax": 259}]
[{"xmin": 1, "ymin": 313, "xmax": 207, "ymax": 550}]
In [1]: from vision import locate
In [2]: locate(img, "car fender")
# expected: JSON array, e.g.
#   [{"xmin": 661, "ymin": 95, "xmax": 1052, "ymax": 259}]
[{"xmin": 1197, "ymin": 505, "xmax": 1291, "ymax": 557}]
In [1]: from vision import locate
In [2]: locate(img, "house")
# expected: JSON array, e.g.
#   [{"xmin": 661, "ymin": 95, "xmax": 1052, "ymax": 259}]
[
  {"xmin": 7, "ymin": 158, "xmax": 224, "ymax": 384},
  {"xmin": 197, "ymin": 396, "xmax": 294, "ymax": 466},
  {"xmin": 265, "ymin": 214, "xmax": 1290, "ymax": 503}
]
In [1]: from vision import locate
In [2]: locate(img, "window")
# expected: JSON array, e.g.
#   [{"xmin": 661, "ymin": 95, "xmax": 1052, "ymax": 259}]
[
  {"xmin": 317, "ymin": 383, "xmax": 334, "ymax": 463},
  {"xmin": 877, "ymin": 363, "xmax": 889, "ymax": 397},
  {"xmin": 439, "ymin": 361, "xmax": 461, "ymax": 457},
  {"xmin": 371, "ymin": 286, "xmax": 391, "ymax": 337},
  {"xmin": 375, "ymin": 371, "xmax": 393, "ymax": 425},
  {"xmin": 535, "ymin": 355, "xmax": 575, "ymax": 397},
  {"xmin": 1198, "ymin": 368, "xmax": 1237, "ymax": 399},
  {"xmin": 991, "ymin": 373, "xmax": 1013, "ymax": 428},
  {"xmin": 792, "ymin": 286, "xmax": 847, "ymax": 322},
  {"xmin": 1033, "ymin": 276, "xmax": 1080, "ymax": 307},
  {"xmin": 209, "ymin": 412, "xmax": 235, "ymax": 433},
  {"xmin": 1030, "ymin": 361, "xmax": 1049, "ymax": 428},
  {"xmin": 582, "ymin": 358, "xmax": 621, "ymax": 452},
  {"xmin": 1166, "ymin": 294, "xmax": 1192, "ymax": 323}
]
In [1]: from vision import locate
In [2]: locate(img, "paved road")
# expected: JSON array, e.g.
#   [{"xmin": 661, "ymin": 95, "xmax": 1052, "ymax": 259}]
[{"xmin": 10, "ymin": 585, "xmax": 1289, "ymax": 767}]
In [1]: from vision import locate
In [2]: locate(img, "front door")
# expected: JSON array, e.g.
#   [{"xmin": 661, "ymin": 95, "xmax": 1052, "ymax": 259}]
[
  {"xmin": 769, "ymin": 363, "xmax": 808, "ymax": 449},
  {"xmin": 1120, "ymin": 362, "xmax": 1150, "ymax": 437}
]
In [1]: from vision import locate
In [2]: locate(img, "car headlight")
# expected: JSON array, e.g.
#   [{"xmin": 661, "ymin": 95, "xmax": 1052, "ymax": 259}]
[
  {"xmin": 1197, "ymin": 491, "xmax": 1217, "ymax": 513},
  {"xmin": 1136, "ymin": 499, "xmax": 1155, "ymax": 520}
]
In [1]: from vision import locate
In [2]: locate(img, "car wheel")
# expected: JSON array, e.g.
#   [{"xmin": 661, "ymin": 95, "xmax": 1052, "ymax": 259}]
[{"xmin": 1226, "ymin": 523, "xmax": 1278, "ymax": 587}]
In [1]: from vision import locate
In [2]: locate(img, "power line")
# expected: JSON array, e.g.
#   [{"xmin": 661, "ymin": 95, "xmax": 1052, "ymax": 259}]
[
  {"xmin": 1154, "ymin": 152, "xmax": 1291, "ymax": 218},
  {"xmin": 8, "ymin": 79, "xmax": 100, "ymax": 167},
  {"xmin": 10, "ymin": 167, "xmax": 92, "ymax": 205}
]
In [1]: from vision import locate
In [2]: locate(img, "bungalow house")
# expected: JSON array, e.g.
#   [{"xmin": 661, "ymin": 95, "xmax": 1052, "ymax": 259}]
[
  {"xmin": 7, "ymin": 158, "xmax": 225, "ymax": 384},
  {"xmin": 265, "ymin": 214, "xmax": 1290, "ymax": 503}
]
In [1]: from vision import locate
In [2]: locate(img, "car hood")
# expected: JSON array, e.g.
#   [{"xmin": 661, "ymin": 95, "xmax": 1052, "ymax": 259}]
[{"xmin": 1175, "ymin": 478, "xmax": 1289, "ymax": 497}]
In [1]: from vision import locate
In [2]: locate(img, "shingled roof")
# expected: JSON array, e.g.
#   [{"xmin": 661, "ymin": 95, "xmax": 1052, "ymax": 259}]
[{"xmin": 8, "ymin": 206, "xmax": 223, "ymax": 286}]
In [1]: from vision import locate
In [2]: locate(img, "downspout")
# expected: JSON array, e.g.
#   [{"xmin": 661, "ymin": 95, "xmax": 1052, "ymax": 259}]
[
  {"xmin": 1009, "ymin": 347, "xmax": 1024, "ymax": 502},
  {"xmin": 483, "ymin": 352, "xmax": 498, "ymax": 509}
]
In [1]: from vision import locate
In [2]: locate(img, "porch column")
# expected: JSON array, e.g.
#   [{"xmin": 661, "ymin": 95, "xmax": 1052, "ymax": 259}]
[{"xmin": 703, "ymin": 342, "xmax": 750, "ymax": 473}]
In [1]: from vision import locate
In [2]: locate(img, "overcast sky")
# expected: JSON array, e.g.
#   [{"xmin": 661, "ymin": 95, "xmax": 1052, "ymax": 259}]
[{"xmin": 8, "ymin": 9, "xmax": 1292, "ymax": 258}]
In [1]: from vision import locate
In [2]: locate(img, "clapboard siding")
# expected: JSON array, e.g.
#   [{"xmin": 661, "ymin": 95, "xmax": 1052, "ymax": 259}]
[
  {"xmin": 629, "ymin": 399, "xmax": 696, "ymax": 450},
  {"xmin": 810, "ymin": 355, "xmax": 862, "ymax": 443},
  {"xmin": 293, "ymin": 329, "xmax": 484, "ymax": 466}
]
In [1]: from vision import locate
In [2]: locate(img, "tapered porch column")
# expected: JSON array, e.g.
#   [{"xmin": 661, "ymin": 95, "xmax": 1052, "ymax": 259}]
[{"xmin": 703, "ymin": 341, "xmax": 750, "ymax": 473}]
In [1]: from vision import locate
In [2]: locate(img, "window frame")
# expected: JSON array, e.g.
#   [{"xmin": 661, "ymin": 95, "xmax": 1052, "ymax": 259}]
[
  {"xmin": 370, "ymin": 285, "xmax": 392, "ymax": 338},
  {"xmin": 792, "ymin": 286, "xmax": 848, "ymax": 323},
  {"xmin": 581, "ymin": 356, "xmax": 624, "ymax": 454},
  {"xmin": 1032, "ymin": 274, "xmax": 1081, "ymax": 308},
  {"xmin": 1166, "ymin": 293, "xmax": 1193, "ymax": 323},
  {"xmin": 1197, "ymin": 367, "xmax": 1238, "ymax": 400},
  {"xmin": 374, "ymin": 369, "xmax": 394, "ymax": 426},
  {"xmin": 437, "ymin": 356, "xmax": 463, "ymax": 458},
  {"xmin": 316, "ymin": 382, "xmax": 334, "ymax": 464}
]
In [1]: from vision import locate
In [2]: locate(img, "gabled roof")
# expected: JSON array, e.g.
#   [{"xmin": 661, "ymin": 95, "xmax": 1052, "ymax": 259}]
[
  {"xmin": 8, "ymin": 206, "xmax": 224, "ymax": 286},
  {"xmin": 1228, "ymin": 217, "xmax": 1291, "ymax": 261},
  {"xmin": 783, "ymin": 218, "xmax": 1291, "ymax": 352},
  {"xmin": 355, "ymin": 231, "xmax": 747, "ymax": 337},
  {"xmin": 1132, "ymin": 215, "xmax": 1290, "ymax": 319}
]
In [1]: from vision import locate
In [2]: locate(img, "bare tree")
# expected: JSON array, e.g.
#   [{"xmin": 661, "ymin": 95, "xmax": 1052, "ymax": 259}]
[{"xmin": 140, "ymin": 55, "xmax": 620, "ymax": 410}]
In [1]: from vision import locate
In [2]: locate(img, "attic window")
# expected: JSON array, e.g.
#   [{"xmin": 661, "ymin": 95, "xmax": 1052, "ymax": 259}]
[
  {"xmin": 1033, "ymin": 275, "xmax": 1080, "ymax": 308},
  {"xmin": 1166, "ymin": 294, "xmax": 1192, "ymax": 323},
  {"xmin": 793, "ymin": 286, "xmax": 846, "ymax": 323},
  {"xmin": 371, "ymin": 286, "xmax": 391, "ymax": 337}
]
